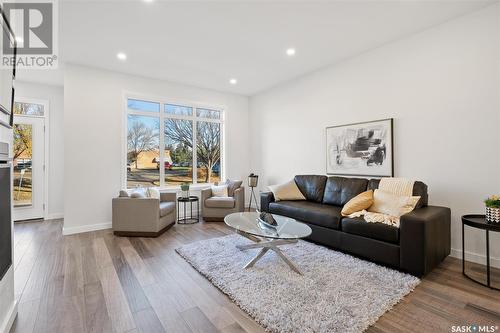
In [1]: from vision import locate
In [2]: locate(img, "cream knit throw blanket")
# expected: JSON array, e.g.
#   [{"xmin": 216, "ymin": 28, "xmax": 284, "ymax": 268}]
[
  {"xmin": 348, "ymin": 178, "xmax": 415, "ymax": 227},
  {"xmin": 378, "ymin": 178, "xmax": 414, "ymax": 197}
]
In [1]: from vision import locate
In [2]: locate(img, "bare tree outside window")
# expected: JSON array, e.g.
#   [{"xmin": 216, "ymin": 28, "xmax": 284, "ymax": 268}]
[
  {"xmin": 197, "ymin": 121, "xmax": 220, "ymax": 183},
  {"xmin": 126, "ymin": 115, "xmax": 160, "ymax": 188},
  {"xmin": 13, "ymin": 124, "xmax": 32, "ymax": 160},
  {"xmin": 127, "ymin": 99, "xmax": 222, "ymax": 187},
  {"xmin": 164, "ymin": 119, "xmax": 221, "ymax": 184},
  {"xmin": 127, "ymin": 119, "xmax": 158, "ymax": 168},
  {"xmin": 164, "ymin": 119, "xmax": 193, "ymax": 185},
  {"xmin": 13, "ymin": 124, "xmax": 33, "ymax": 206},
  {"xmin": 14, "ymin": 102, "xmax": 44, "ymax": 116}
]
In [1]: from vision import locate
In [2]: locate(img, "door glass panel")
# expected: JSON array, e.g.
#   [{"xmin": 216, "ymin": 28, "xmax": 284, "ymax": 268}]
[
  {"xmin": 127, "ymin": 115, "xmax": 160, "ymax": 188},
  {"xmin": 13, "ymin": 124, "xmax": 33, "ymax": 207},
  {"xmin": 14, "ymin": 102, "xmax": 44, "ymax": 116},
  {"xmin": 164, "ymin": 118, "xmax": 193, "ymax": 186},
  {"xmin": 196, "ymin": 121, "xmax": 221, "ymax": 184}
]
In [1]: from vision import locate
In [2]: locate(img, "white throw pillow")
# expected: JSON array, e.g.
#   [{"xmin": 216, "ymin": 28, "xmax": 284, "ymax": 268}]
[
  {"xmin": 368, "ymin": 189, "xmax": 420, "ymax": 217},
  {"xmin": 147, "ymin": 187, "xmax": 160, "ymax": 199},
  {"xmin": 130, "ymin": 187, "xmax": 147, "ymax": 198},
  {"xmin": 268, "ymin": 180, "xmax": 306, "ymax": 202},
  {"xmin": 211, "ymin": 184, "xmax": 229, "ymax": 197}
]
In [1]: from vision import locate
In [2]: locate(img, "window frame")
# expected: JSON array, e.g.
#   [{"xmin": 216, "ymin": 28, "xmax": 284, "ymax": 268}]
[{"xmin": 122, "ymin": 92, "xmax": 225, "ymax": 189}]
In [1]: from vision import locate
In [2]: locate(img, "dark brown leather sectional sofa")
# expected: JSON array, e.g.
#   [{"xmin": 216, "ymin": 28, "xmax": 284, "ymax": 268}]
[{"xmin": 261, "ymin": 175, "xmax": 451, "ymax": 277}]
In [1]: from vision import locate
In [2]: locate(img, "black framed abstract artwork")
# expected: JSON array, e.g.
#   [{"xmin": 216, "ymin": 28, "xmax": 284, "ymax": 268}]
[{"xmin": 326, "ymin": 118, "xmax": 394, "ymax": 177}]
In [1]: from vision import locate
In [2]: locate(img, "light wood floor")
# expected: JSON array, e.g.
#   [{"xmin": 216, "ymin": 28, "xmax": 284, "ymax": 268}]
[{"xmin": 9, "ymin": 219, "xmax": 500, "ymax": 333}]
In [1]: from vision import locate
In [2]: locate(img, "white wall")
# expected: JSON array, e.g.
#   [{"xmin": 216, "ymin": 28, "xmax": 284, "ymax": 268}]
[
  {"xmin": 15, "ymin": 81, "xmax": 65, "ymax": 219},
  {"xmin": 250, "ymin": 5, "xmax": 500, "ymax": 264},
  {"xmin": 64, "ymin": 64, "xmax": 250, "ymax": 234}
]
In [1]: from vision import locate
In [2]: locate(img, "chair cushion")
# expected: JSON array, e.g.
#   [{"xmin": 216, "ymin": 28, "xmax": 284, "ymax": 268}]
[
  {"xmin": 269, "ymin": 201, "xmax": 342, "ymax": 229},
  {"xmin": 323, "ymin": 176, "xmax": 368, "ymax": 206},
  {"xmin": 294, "ymin": 175, "xmax": 327, "ymax": 203},
  {"xmin": 159, "ymin": 202, "xmax": 176, "ymax": 217},
  {"xmin": 205, "ymin": 197, "xmax": 235, "ymax": 209},
  {"xmin": 368, "ymin": 178, "xmax": 428, "ymax": 208},
  {"xmin": 341, "ymin": 217, "xmax": 399, "ymax": 244}
]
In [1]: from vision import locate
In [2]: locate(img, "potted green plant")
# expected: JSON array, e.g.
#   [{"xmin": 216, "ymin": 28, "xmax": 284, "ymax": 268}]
[
  {"xmin": 485, "ymin": 195, "xmax": 500, "ymax": 223},
  {"xmin": 180, "ymin": 182, "xmax": 191, "ymax": 198}
]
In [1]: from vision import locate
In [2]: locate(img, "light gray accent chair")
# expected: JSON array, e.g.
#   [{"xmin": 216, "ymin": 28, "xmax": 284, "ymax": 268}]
[
  {"xmin": 201, "ymin": 186, "xmax": 245, "ymax": 221},
  {"xmin": 112, "ymin": 191, "xmax": 176, "ymax": 237}
]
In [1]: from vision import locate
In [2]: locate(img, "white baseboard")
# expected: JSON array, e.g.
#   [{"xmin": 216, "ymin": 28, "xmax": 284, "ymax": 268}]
[
  {"xmin": 0, "ymin": 300, "xmax": 17, "ymax": 333},
  {"xmin": 62, "ymin": 222, "xmax": 112, "ymax": 236},
  {"xmin": 45, "ymin": 212, "xmax": 64, "ymax": 220},
  {"xmin": 450, "ymin": 248, "xmax": 500, "ymax": 269}
]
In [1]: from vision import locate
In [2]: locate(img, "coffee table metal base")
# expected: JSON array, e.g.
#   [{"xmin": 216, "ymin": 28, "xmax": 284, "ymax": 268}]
[{"xmin": 236, "ymin": 232, "xmax": 302, "ymax": 275}]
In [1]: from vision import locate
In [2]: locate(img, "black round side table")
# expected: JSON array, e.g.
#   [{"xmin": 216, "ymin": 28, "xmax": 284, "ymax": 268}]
[
  {"xmin": 462, "ymin": 214, "xmax": 500, "ymax": 290},
  {"xmin": 177, "ymin": 196, "xmax": 199, "ymax": 224}
]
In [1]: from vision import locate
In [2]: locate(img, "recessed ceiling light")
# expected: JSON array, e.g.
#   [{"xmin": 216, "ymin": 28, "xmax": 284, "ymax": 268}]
[
  {"xmin": 143, "ymin": 0, "xmax": 154, "ymax": 2},
  {"xmin": 286, "ymin": 48, "xmax": 296, "ymax": 56},
  {"xmin": 229, "ymin": 78, "xmax": 237, "ymax": 85},
  {"xmin": 117, "ymin": 52, "xmax": 127, "ymax": 61}
]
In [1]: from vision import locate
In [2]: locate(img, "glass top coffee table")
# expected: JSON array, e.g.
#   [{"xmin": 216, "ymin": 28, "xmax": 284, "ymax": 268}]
[{"xmin": 224, "ymin": 212, "xmax": 312, "ymax": 274}]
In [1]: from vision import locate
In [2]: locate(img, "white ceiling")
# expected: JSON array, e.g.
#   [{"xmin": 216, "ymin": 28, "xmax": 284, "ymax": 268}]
[{"xmin": 17, "ymin": 1, "xmax": 496, "ymax": 95}]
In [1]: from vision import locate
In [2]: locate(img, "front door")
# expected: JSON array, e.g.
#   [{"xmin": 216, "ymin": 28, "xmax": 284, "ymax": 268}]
[{"xmin": 12, "ymin": 106, "xmax": 46, "ymax": 221}]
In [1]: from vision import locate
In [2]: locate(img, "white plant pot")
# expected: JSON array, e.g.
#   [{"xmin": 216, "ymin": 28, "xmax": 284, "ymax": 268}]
[{"xmin": 486, "ymin": 207, "xmax": 500, "ymax": 223}]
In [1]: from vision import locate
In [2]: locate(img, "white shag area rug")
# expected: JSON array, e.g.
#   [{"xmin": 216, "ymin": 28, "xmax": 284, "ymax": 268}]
[{"xmin": 176, "ymin": 234, "xmax": 420, "ymax": 333}]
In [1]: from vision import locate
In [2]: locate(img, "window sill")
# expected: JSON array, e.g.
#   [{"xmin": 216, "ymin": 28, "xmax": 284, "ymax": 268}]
[{"xmin": 159, "ymin": 183, "xmax": 214, "ymax": 193}]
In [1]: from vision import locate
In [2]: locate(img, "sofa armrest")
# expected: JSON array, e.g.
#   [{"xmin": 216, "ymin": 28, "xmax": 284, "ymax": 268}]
[
  {"xmin": 112, "ymin": 198, "xmax": 160, "ymax": 232},
  {"xmin": 399, "ymin": 205, "xmax": 451, "ymax": 277},
  {"xmin": 160, "ymin": 192, "xmax": 177, "ymax": 203},
  {"xmin": 260, "ymin": 192, "xmax": 275, "ymax": 212},
  {"xmin": 201, "ymin": 188, "xmax": 212, "ymax": 204},
  {"xmin": 234, "ymin": 187, "xmax": 245, "ymax": 212}
]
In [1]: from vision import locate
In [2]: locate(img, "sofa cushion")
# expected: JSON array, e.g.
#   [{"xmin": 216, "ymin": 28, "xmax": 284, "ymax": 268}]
[
  {"xmin": 205, "ymin": 197, "xmax": 235, "ymax": 209},
  {"xmin": 294, "ymin": 175, "xmax": 327, "ymax": 203},
  {"xmin": 159, "ymin": 202, "xmax": 176, "ymax": 217},
  {"xmin": 341, "ymin": 217, "xmax": 399, "ymax": 244},
  {"xmin": 368, "ymin": 178, "xmax": 428, "ymax": 208},
  {"xmin": 269, "ymin": 201, "xmax": 342, "ymax": 229},
  {"xmin": 323, "ymin": 177, "xmax": 369, "ymax": 206}
]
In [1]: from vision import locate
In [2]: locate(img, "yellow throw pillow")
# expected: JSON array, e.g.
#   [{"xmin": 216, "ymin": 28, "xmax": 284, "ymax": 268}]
[
  {"xmin": 268, "ymin": 180, "xmax": 306, "ymax": 201},
  {"xmin": 341, "ymin": 190, "xmax": 374, "ymax": 217},
  {"xmin": 369, "ymin": 189, "xmax": 420, "ymax": 217}
]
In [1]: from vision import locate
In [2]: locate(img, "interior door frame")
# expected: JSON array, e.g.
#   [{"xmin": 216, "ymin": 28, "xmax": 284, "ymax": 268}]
[{"xmin": 13, "ymin": 97, "xmax": 50, "ymax": 221}]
